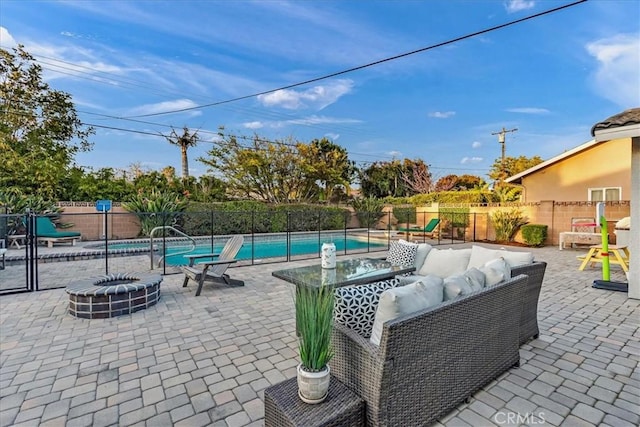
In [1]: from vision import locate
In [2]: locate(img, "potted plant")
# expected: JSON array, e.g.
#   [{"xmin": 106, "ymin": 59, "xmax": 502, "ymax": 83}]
[{"xmin": 295, "ymin": 282, "xmax": 335, "ymax": 404}]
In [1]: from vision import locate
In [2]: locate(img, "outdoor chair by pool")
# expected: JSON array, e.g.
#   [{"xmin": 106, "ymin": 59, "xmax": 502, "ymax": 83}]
[
  {"xmin": 181, "ymin": 235, "xmax": 245, "ymax": 296},
  {"xmin": 35, "ymin": 216, "xmax": 82, "ymax": 248},
  {"xmin": 397, "ymin": 218, "xmax": 440, "ymax": 238}
]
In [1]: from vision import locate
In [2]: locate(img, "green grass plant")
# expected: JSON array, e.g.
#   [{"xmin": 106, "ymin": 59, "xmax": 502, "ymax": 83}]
[{"xmin": 296, "ymin": 283, "xmax": 335, "ymax": 372}]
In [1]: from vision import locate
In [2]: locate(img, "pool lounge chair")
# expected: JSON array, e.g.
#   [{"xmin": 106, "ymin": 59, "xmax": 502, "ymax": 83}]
[
  {"xmin": 397, "ymin": 218, "xmax": 440, "ymax": 238},
  {"xmin": 181, "ymin": 235, "xmax": 245, "ymax": 296},
  {"xmin": 35, "ymin": 216, "xmax": 82, "ymax": 248}
]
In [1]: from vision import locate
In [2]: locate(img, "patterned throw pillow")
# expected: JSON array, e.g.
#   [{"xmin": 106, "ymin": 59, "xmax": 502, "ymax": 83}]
[
  {"xmin": 386, "ymin": 241, "xmax": 418, "ymax": 267},
  {"xmin": 334, "ymin": 278, "xmax": 400, "ymax": 338}
]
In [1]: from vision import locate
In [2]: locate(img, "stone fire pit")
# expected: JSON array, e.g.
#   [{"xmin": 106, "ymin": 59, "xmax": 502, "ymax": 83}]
[{"xmin": 66, "ymin": 273, "xmax": 162, "ymax": 319}]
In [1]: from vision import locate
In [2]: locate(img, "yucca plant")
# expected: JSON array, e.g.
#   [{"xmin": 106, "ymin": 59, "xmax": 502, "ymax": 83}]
[
  {"xmin": 122, "ymin": 190, "xmax": 188, "ymax": 236},
  {"xmin": 490, "ymin": 208, "xmax": 528, "ymax": 242},
  {"xmin": 296, "ymin": 283, "xmax": 335, "ymax": 372}
]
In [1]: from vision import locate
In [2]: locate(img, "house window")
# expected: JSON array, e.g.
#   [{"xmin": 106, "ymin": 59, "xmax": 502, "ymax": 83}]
[{"xmin": 588, "ymin": 187, "xmax": 621, "ymax": 201}]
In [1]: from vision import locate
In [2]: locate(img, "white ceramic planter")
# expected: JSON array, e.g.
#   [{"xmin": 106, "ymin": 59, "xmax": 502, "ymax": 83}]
[
  {"xmin": 297, "ymin": 363, "xmax": 330, "ymax": 404},
  {"xmin": 321, "ymin": 242, "xmax": 336, "ymax": 269}
]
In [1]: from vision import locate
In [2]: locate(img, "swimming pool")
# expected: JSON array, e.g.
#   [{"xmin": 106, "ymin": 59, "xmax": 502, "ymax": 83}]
[{"xmin": 161, "ymin": 236, "xmax": 387, "ymax": 266}]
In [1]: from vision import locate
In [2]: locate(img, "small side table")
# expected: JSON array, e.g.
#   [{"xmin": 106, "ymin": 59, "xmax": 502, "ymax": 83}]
[
  {"xmin": 264, "ymin": 376, "xmax": 365, "ymax": 427},
  {"xmin": 7, "ymin": 235, "xmax": 26, "ymax": 249}
]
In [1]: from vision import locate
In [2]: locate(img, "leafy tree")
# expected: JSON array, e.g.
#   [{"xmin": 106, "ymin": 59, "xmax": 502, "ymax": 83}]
[
  {"xmin": 0, "ymin": 45, "xmax": 94, "ymax": 198},
  {"xmin": 299, "ymin": 138, "xmax": 355, "ymax": 201},
  {"xmin": 434, "ymin": 174, "xmax": 458, "ymax": 192},
  {"xmin": 360, "ymin": 159, "xmax": 423, "ymax": 198},
  {"xmin": 489, "ymin": 155, "xmax": 544, "ymax": 182},
  {"xmin": 200, "ymin": 133, "xmax": 352, "ymax": 203},
  {"xmin": 165, "ymin": 126, "xmax": 198, "ymax": 183}
]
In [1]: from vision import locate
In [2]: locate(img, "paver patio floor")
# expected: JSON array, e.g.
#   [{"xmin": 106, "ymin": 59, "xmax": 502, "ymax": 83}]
[{"xmin": 1, "ymin": 244, "xmax": 638, "ymax": 426}]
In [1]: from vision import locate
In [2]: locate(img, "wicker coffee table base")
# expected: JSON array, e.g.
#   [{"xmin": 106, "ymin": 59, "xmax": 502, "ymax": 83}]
[{"xmin": 264, "ymin": 376, "xmax": 365, "ymax": 427}]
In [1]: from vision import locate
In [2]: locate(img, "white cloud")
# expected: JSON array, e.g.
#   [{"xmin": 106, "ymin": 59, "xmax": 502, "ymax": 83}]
[
  {"xmin": 506, "ymin": 107, "xmax": 550, "ymax": 114},
  {"xmin": 128, "ymin": 99, "xmax": 201, "ymax": 117},
  {"xmin": 460, "ymin": 157, "xmax": 483, "ymax": 164},
  {"xmin": 265, "ymin": 115, "xmax": 362, "ymax": 128},
  {"xmin": 387, "ymin": 150, "xmax": 402, "ymax": 158},
  {"xmin": 586, "ymin": 33, "xmax": 640, "ymax": 108},
  {"xmin": 324, "ymin": 133, "xmax": 340, "ymax": 141},
  {"xmin": 243, "ymin": 121, "xmax": 264, "ymax": 130},
  {"xmin": 428, "ymin": 111, "xmax": 456, "ymax": 119},
  {"xmin": 257, "ymin": 79, "xmax": 354, "ymax": 110},
  {"xmin": 472, "ymin": 141, "xmax": 482, "ymax": 148},
  {"xmin": 504, "ymin": 0, "xmax": 535, "ymax": 13},
  {"xmin": 0, "ymin": 27, "xmax": 17, "ymax": 47}
]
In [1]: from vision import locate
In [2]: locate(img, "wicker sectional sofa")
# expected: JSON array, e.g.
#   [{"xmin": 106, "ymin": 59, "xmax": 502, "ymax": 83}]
[
  {"xmin": 331, "ymin": 274, "xmax": 529, "ymax": 427},
  {"xmin": 330, "ymin": 244, "xmax": 547, "ymax": 426}
]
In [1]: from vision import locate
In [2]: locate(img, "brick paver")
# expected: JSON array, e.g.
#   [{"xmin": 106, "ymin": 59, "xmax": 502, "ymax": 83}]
[{"xmin": 1, "ymin": 243, "xmax": 638, "ymax": 426}]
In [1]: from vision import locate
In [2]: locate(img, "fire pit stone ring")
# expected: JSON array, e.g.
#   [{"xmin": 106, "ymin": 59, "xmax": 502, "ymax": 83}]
[{"xmin": 66, "ymin": 272, "xmax": 162, "ymax": 319}]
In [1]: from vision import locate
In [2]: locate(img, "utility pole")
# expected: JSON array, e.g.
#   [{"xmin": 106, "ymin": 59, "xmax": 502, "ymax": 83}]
[{"xmin": 491, "ymin": 127, "xmax": 518, "ymax": 184}]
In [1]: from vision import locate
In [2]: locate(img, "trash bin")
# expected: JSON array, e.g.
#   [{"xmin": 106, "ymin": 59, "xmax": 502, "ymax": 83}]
[{"xmin": 614, "ymin": 217, "xmax": 630, "ymax": 247}]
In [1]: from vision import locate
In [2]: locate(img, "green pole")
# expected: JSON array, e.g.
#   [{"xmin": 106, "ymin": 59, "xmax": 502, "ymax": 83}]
[{"xmin": 600, "ymin": 215, "xmax": 610, "ymax": 281}]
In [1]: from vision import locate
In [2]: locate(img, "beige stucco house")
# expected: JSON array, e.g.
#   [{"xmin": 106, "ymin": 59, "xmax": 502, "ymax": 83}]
[{"xmin": 506, "ymin": 137, "xmax": 631, "ymax": 203}]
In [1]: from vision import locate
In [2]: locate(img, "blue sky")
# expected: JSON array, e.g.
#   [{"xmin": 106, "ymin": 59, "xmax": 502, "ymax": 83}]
[{"xmin": 1, "ymin": 0, "xmax": 638, "ymax": 181}]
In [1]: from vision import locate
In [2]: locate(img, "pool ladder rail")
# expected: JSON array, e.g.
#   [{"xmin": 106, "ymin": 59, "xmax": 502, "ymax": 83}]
[{"xmin": 149, "ymin": 226, "xmax": 196, "ymax": 269}]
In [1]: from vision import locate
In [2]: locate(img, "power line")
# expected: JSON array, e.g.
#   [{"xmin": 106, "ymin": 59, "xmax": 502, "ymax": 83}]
[{"xmin": 123, "ymin": 0, "xmax": 587, "ymax": 119}]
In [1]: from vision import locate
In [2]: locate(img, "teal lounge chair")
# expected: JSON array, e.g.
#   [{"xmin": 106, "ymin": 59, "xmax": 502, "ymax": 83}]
[
  {"xmin": 397, "ymin": 218, "xmax": 440, "ymax": 237},
  {"xmin": 35, "ymin": 216, "xmax": 81, "ymax": 247}
]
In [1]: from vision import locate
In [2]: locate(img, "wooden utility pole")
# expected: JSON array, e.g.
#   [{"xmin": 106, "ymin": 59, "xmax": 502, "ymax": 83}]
[{"xmin": 491, "ymin": 127, "xmax": 518, "ymax": 183}]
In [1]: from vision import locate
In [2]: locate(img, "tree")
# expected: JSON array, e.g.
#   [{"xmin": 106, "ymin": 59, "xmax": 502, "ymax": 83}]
[
  {"xmin": 359, "ymin": 158, "xmax": 431, "ymax": 198},
  {"xmin": 298, "ymin": 138, "xmax": 355, "ymax": 201},
  {"xmin": 400, "ymin": 159, "xmax": 433, "ymax": 194},
  {"xmin": 200, "ymin": 133, "xmax": 319, "ymax": 203},
  {"xmin": 165, "ymin": 126, "xmax": 198, "ymax": 183},
  {"xmin": 0, "ymin": 45, "xmax": 94, "ymax": 198},
  {"xmin": 489, "ymin": 155, "xmax": 544, "ymax": 182},
  {"xmin": 434, "ymin": 174, "xmax": 458, "ymax": 192}
]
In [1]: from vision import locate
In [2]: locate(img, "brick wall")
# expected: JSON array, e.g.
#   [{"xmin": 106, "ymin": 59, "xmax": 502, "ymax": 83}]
[{"xmin": 56, "ymin": 202, "xmax": 141, "ymax": 240}]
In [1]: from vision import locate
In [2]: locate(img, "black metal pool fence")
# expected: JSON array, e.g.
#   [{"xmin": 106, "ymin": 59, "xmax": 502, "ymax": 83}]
[{"xmin": 0, "ymin": 210, "xmax": 488, "ymax": 294}]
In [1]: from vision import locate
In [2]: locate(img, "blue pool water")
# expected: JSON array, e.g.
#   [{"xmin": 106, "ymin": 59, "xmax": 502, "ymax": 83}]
[{"xmin": 162, "ymin": 237, "xmax": 386, "ymax": 266}]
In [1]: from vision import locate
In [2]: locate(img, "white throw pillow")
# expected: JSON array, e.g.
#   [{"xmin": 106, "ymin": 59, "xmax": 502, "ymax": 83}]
[
  {"xmin": 443, "ymin": 268, "xmax": 485, "ymax": 300},
  {"xmin": 464, "ymin": 267, "xmax": 486, "ymax": 289},
  {"xmin": 498, "ymin": 249, "xmax": 534, "ymax": 267},
  {"xmin": 443, "ymin": 275, "xmax": 472, "ymax": 300},
  {"xmin": 467, "ymin": 245, "xmax": 503, "ymax": 269},
  {"xmin": 480, "ymin": 257, "xmax": 511, "ymax": 286},
  {"xmin": 418, "ymin": 248, "xmax": 472, "ymax": 278},
  {"xmin": 370, "ymin": 279, "xmax": 444, "ymax": 346},
  {"xmin": 387, "ymin": 241, "xmax": 418, "ymax": 267}
]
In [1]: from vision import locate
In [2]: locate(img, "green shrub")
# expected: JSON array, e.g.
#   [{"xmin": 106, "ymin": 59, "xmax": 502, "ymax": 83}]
[
  {"xmin": 521, "ymin": 224, "xmax": 548, "ymax": 247},
  {"xmin": 349, "ymin": 197, "xmax": 385, "ymax": 228},
  {"xmin": 392, "ymin": 206, "xmax": 416, "ymax": 226},
  {"xmin": 181, "ymin": 201, "xmax": 348, "ymax": 235},
  {"xmin": 490, "ymin": 208, "xmax": 528, "ymax": 242}
]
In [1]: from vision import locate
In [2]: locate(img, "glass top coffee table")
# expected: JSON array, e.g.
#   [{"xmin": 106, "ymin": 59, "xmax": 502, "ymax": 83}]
[{"xmin": 272, "ymin": 257, "xmax": 415, "ymax": 288}]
